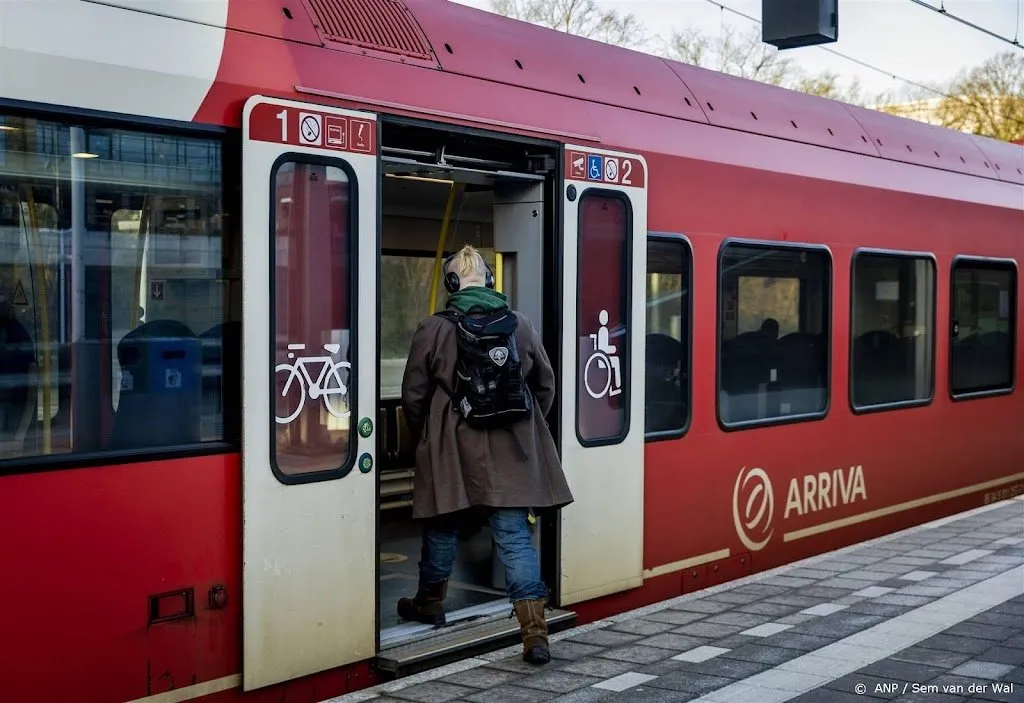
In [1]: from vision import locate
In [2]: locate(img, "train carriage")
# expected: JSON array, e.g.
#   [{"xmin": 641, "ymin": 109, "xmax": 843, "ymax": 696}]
[{"xmin": 0, "ymin": 1, "xmax": 1021, "ymax": 701}]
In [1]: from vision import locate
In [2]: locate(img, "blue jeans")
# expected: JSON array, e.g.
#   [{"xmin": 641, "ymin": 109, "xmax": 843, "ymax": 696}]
[{"xmin": 419, "ymin": 508, "xmax": 549, "ymax": 603}]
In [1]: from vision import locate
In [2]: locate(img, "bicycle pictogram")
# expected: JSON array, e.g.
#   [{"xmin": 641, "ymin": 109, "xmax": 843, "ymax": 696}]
[
  {"xmin": 275, "ymin": 343, "xmax": 351, "ymax": 424},
  {"xmin": 583, "ymin": 309, "xmax": 622, "ymax": 399}
]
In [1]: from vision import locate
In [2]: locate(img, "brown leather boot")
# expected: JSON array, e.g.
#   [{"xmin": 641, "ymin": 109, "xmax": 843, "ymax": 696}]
[
  {"xmin": 513, "ymin": 598, "xmax": 550, "ymax": 664},
  {"xmin": 397, "ymin": 578, "xmax": 447, "ymax": 627}
]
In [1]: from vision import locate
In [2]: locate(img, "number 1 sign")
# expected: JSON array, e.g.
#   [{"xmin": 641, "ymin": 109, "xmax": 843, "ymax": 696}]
[{"xmin": 248, "ymin": 101, "xmax": 377, "ymax": 155}]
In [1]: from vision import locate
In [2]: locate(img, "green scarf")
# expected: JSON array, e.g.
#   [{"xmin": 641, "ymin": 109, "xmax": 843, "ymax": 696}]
[{"xmin": 447, "ymin": 286, "xmax": 509, "ymax": 314}]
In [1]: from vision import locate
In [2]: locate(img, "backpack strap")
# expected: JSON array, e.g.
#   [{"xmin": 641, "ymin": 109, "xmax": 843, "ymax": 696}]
[{"xmin": 434, "ymin": 309, "xmax": 461, "ymax": 324}]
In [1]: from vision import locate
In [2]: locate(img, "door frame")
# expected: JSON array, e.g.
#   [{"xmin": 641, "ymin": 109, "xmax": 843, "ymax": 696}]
[
  {"xmin": 557, "ymin": 145, "xmax": 649, "ymax": 606},
  {"xmin": 374, "ymin": 116, "xmax": 568, "ymax": 626},
  {"xmin": 240, "ymin": 94, "xmax": 380, "ymax": 690}
]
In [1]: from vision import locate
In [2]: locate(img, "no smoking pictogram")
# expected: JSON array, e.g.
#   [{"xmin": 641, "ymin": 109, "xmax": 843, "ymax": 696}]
[{"xmin": 299, "ymin": 112, "xmax": 322, "ymax": 146}]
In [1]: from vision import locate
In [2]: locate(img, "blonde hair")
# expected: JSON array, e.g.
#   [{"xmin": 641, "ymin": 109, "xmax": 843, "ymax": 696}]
[{"xmin": 447, "ymin": 245, "xmax": 487, "ymax": 290}]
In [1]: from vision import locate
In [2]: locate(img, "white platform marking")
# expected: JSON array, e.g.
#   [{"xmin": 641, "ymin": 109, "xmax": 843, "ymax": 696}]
[
  {"xmin": 942, "ymin": 549, "xmax": 994, "ymax": 565},
  {"xmin": 993, "ymin": 537, "xmax": 1024, "ymax": 545},
  {"xmin": 692, "ymin": 565, "xmax": 1024, "ymax": 703},
  {"xmin": 672, "ymin": 646, "xmax": 731, "ymax": 662},
  {"xmin": 951, "ymin": 660, "xmax": 1015, "ymax": 678},
  {"xmin": 593, "ymin": 672, "xmax": 658, "ymax": 691},
  {"xmin": 741, "ymin": 622, "xmax": 793, "ymax": 637},
  {"xmin": 898, "ymin": 570, "xmax": 937, "ymax": 581},
  {"xmin": 801, "ymin": 603, "xmax": 848, "ymax": 616},
  {"xmin": 323, "ymin": 500, "xmax": 1024, "ymax": 703},
  {"xmin": 853, "ymin": 586, "xmax": 894, "ymax": 597}
]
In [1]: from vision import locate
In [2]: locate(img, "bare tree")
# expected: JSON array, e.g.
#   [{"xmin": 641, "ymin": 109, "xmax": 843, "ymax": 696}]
[
  {"xmin": 935, "ymin": 51, "xmax": 1024, "ymax": 142},
  {"xmin": 488, "ymin": 0, "xmax": 649, "ymax": 49},
  {"xmin": 663, "ymin": 25, "xmax": 878, "ymax": 106},
  {"xmin": 664, "ymin": 24, "xmax": 795, "ymax": 86},
  {"xmin": 485, "ymin": 2, "xmax": 894, "ymax": 109}
]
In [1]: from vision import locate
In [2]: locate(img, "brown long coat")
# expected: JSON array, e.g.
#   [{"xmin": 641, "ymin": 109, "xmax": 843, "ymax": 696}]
[{"xmin": 401, "ymin": 310, "xmax": 574, "ymax": 519}]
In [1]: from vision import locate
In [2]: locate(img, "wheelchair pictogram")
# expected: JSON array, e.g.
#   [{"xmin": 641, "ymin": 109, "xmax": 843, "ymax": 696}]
[
  {"xmin": 583, "ymin": 310, "xmax": 622, "ymax": 399},
  {"xmin": 275, "ymin": 343, "xmax": 351, "ymax": 424}
]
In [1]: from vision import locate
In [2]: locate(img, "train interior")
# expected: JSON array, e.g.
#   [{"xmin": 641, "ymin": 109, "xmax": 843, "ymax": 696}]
[
  {"xmin": 719, "ymin": 245, "xmax": 832, "ymax": 424},
  {"xmin": 375, "ymin": 122, "xmax": 562, "ymax": 656},
  {"xmin": 0, "ymin": 117, "xmax": 236, "ymax": 462}
]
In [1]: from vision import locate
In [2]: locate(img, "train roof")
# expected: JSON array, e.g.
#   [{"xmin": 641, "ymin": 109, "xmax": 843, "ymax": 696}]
[
  {"xmin": 2, "ymin": 0, "xmax": 1022, "ymax": 197},
  {"xmin": 407, "ymin": 0, "xmax": 1021, "ymax": 184}
]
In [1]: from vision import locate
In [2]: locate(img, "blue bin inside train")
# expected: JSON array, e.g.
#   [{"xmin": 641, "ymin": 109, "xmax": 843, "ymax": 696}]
[{"xmin": 109, "ymin": 319, "xmax": 202, "ymax": 450}]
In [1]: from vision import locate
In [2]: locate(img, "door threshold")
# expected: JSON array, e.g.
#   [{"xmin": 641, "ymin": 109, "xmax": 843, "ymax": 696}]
[
  {"xmin": 377, "ymin": 607, "xmax": 576, "ymax": 678},
  {"xmin": 380, "ymin": 599, "xmax": 513, "ymax": 650}
]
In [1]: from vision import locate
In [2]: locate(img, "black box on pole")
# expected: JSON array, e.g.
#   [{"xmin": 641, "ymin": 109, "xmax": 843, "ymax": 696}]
[{"xmin": 762, "ymin": 0, "xmax": 838, "ymax": 49}]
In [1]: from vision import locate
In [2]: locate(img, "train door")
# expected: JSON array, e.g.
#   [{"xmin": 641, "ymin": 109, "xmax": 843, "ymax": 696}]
[
  {"xmin": 373, "ymin": 122, "xmax": 576, "ymax": 673},
  {"xmin": 240, "ymin": 95, "xmax": 379, "ymax": 690},
  {"xmin": 559, "ymin": 147, "xmax": 648, "ymax": 605}
]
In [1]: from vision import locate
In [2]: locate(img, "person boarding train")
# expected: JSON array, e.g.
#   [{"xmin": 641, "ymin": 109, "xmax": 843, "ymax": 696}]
[{"xmin": 398, "ymin": 245, "xmax": 573, "ymax": 665}]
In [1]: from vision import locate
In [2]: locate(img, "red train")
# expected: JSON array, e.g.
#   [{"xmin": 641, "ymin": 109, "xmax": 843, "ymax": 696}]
[{"xmin": 0, "ymin": 1, "xmax": 1021, "ymax": 701}]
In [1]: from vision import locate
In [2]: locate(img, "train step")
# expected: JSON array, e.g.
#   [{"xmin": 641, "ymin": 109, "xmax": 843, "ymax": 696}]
[{"xmin": 376, "ymin": 608, "xmax": 576, "ymax": 678}]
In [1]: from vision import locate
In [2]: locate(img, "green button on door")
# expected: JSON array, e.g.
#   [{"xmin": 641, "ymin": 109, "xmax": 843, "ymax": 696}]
[{"xmin": 358, "ymin": 416, "xmax": 373, "ymax": 438}]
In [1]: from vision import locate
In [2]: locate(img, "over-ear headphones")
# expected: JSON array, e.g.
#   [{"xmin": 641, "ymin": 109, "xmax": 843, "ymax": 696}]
[{"xmin": 442, "ymin": 252, "xmax": 496, "ymax": 294}]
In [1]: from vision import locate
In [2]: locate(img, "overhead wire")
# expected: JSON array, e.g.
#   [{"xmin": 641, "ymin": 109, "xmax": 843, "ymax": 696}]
[
  {"xmin": 701, "ymin": 0, "xmax": 1024, "ymax": 132},
  {"xmin": 702, "ymin": 0, "xmax": 960, "ymax": 102},
  {"xmin": 904, "ymin": 0, "xmax": 1021, "ymax": 48}
]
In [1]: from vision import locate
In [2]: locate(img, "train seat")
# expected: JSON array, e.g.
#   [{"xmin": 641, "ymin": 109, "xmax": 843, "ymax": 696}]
[
  {"xmin": 377, "ymin": 402, "xmax": 415, "ymax": 510},
  {"xmin": 0, "ymin": 361, "xmax": 37, "ymax": 458},
  {"xmin": 775, "ymin": 332, "xmax": 826, "ymax": 415},
  {"xmin": 853, "ymin": 330, "xmax": 895, "ymax": 405},
  {"xmin": 198, "ymin": 321, "xmax": 240, "ymax": 440},
  {"xmin": 645, "ymin": 333, "xmax": 685, "ymax": 433},
  {"xmin": 0, "ymin": 314, "xmax": 37, "ymax": 457},
  {"xmin": 952, "ymin": 331, "xmax": 1011, "ymax": 391},
  {"xmin": 853, "ymin": 330, "xmax": 917, "ymax": 405},
  {"xmin": 377, "ymin": 405, "xmax": 390, "ymax": 462},
  {"xmin": 720, "ymin": 333, "xmax": 773, "ymax": 423}
]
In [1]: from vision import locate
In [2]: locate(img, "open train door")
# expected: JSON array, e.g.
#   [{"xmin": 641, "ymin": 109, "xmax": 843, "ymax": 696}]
[
  {"xmin": 240, "ymin": 95, "xmax": 379, "ymax": 690},
  {"xmin": 559, "ymin": 147, "xmax": 647, "ymax": 605}
]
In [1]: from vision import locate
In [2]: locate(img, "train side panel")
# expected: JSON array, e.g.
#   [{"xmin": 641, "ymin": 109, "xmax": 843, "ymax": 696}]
[
  {"xmin": 0, "ymin": 0, "xmax": 1021, "ymax": 701},
  {"xmin": 0, "ymin": 456, "xmax": 241, "ymax": 702}
]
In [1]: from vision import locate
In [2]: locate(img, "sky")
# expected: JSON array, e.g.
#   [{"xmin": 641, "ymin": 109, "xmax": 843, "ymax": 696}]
[{"xmin": 451, "ymin": 0, "xmax": 1024, "ymax": 100}]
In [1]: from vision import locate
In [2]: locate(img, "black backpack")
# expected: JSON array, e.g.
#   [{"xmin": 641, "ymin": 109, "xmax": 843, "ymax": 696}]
[{"xmin": 435, "ymin": 308, "xmax": 533, "ymax": 429}]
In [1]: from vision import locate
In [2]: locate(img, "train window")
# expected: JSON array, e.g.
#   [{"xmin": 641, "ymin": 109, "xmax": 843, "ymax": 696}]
[
  {"xmin": 379, "ymin": 253, "xmax": 435, "ymax": 399},
  {"xmin": 0, "ymin": 113, "xmax": 231, "ymax": 468},
  {"xmin": 718, "ymin": 241, "xmax": 831, "ymax": 428},
  {"xmin": 645, "ymin": 235, "xmax": 690, "ymax": 438},
  {"xmin": 378, "ymin": 248, "xmax": 497, "ymax": 400},
  {"xmin": 850, "ymin": 252, "xmax": 935, "ymax": 410},
  {"xmin": 576, "ymin": 191, "xmax": 631, "ymax": 445},
  {"xmin": 950, "ymin": 258, "xmax": 1016, "ymax": 398},
  {"xmin": 272, "ymin": 160, "xmax": 356, "ymax": 478}
]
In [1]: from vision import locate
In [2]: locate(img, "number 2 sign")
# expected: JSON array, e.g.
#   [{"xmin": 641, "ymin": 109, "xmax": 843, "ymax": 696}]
[{"xmin": 565, "ymin": 150, "xmax": 645, "ymax": 189}]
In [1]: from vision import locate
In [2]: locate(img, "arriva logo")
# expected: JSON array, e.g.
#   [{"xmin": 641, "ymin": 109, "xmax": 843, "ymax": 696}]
[
  {"xmin": 732, "ymin": 465, "xmax": 868, "ymax": 550},
  {"xmin": 732, "ymin": 467, "xmax": 775, "ymax": 551}
]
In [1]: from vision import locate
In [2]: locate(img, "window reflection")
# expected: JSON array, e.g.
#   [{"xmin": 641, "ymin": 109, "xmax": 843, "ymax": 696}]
[
  {"xmin": 272, "ymin": 161, "xmax": 355, "ymax": 478},
  {"xmin": 719, "ymin": 243, "xmax": 830, "ymax": 426},
  {"xmin": 577, "ymin": 193, "xmax": 630, "ymax": 444},
  {"xmin": 851, "ymin": 253, "xmax": 935, "ymax": 408},
  {"xmin": 0, "ymin": 114, "xmax": 230, "ymax": 462},
  {"xmin": 645, "ymin": 237, "xmax": 690, "ymax": 436},
  {"xmin": 951, "ymin": 261, "xmax": 1016, "ymax": 396}
]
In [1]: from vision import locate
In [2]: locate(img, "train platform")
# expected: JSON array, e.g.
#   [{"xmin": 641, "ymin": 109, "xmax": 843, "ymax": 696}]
[{"xmin": 329, "ymin": 496, "xmax": 1024, "ymax": 703}]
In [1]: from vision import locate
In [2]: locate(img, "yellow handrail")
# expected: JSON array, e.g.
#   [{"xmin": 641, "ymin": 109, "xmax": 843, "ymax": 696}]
[
  {"xmin": 494, "ymin": 252, "xmax": 503, "ymax": 293},
  {"xmin": 23, "ymin": 187, "xmax": 51, "ymax": 454},
  {"xmin": 428, "ymin": 182, "xmax": 464, "ymax": 315}
]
